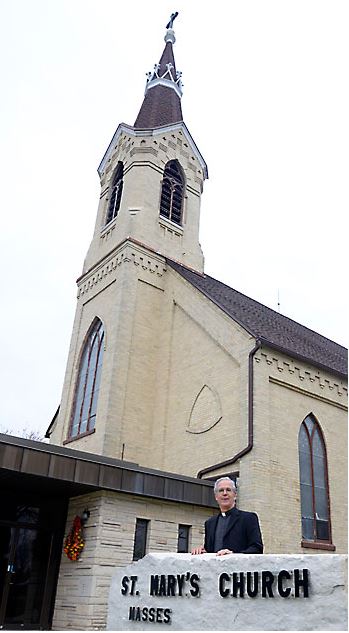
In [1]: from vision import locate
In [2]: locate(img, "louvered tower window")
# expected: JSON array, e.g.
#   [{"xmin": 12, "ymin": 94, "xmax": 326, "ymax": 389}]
[
  {"xmin": 159, "ymin": 160, "xmax": 184, "ymax": 225},
  {"xmin": 68, "ymin": 319, "xmax": 104, "ymax": 439},
  {"xmin": 298, "ymin": 414, "xmax": 332, "ymax": 545},
  {"xmin": 106, "ymin": 162, "xmax": 124, "ymax": 225}
]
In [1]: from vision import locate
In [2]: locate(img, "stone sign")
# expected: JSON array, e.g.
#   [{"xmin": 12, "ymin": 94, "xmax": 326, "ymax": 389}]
[{"xmin": 107, "ymin": 553, "xmax": 347, "ymax": 630}]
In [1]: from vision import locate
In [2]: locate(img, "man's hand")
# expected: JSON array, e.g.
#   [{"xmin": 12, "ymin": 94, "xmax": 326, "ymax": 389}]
[
  {"xmin": 191, "ymin": 545, "xmax": 206, "ymax": 555},
  {"xmin": 216, "ymin": 549, "xmax": 233, "ymax": 556}
]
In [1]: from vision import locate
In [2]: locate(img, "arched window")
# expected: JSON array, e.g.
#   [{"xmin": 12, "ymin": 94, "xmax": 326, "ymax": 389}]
[
  {"xmin": 106, "ymin": 162, "xmax": 123, "ymax": 225},
  {"xmin": 298, "ymin": 414, "xmax": 332, "ymax": 544},
  {"xmin": 68, "ymin": 319, "xmax": 104, "ymax": 439},
  {"xmin": 159, "ymin": 160, "xmax": 184, "ymax": 225}
]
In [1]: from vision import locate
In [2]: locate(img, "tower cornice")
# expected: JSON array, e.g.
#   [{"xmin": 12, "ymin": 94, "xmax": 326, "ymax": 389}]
[{"xmin": 98, "ymin": 122, "xmax": 208, "ymax": 179}]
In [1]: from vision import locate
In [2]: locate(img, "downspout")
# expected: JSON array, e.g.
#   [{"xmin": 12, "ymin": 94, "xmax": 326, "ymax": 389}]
[{"xmin": 197, "ymin": 338, "xmax": 262, "ymax": 478}]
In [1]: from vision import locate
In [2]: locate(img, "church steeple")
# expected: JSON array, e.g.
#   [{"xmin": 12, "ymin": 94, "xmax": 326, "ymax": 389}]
[
  {"xmin": 50, "ymin": 14, "xmax": 207, "ymax": 460},
  {"xmin": 134, "ymin": 19, "xmax": 183, "ymax": 129},
  {"xmin": 83, "ymin": 13, "xmax": 207, "ymax": 275}
]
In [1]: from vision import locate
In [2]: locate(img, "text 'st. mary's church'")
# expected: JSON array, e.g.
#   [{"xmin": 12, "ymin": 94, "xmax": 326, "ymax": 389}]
[{"xmin": 1, "ymin": 15, "xmax": 344, "ymax": 630}]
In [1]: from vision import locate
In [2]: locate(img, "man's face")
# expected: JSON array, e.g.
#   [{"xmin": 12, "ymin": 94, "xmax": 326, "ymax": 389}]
[{"xmin": 215, "ymin": 479, "xmax": 237, "ymax": 512}]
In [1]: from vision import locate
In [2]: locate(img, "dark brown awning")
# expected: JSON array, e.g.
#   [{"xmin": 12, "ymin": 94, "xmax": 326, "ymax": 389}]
[{"xmin": 0, "ymin": 434, "xmax": 216, "ymax": 507}]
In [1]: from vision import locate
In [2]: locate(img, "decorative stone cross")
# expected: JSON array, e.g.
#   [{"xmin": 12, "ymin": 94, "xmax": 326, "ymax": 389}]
[{"xmin": 166, "ymin": 11, "xmax": 178, "ymax": 29}]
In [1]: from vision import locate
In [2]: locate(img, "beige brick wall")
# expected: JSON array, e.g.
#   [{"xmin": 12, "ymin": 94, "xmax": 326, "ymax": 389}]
[
  {"xmin": 153, "ymin": 279, "xmax": 250, "ymax": 476},
  {"xmin": 202, "ymin": 351, "xmax": 347, "ymax": 555},
  {"xmin": 238, "ymin": 352, "xmax": 347, "ymax": 555},
  {"xmin": 112, "ymin": 257, "xmax": 254, "ymax": 474},
  {"xmin": 51, "ymin": 243, "xmax": 253, "ymax": 477},
  {"xmin": 52, "ymin": 491, "xmax": 216, "ymax": 630},
  {"xmin": 51, "ymin": 260, "xmax": 131, "ymax": 454},
  {"xmin": 51, "ymin": 241, "xmax": 347, "ymax": 557}
]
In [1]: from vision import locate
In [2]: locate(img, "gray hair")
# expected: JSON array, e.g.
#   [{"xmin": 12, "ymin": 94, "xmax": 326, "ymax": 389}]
[{"xmin": 214, "ymin": 477, "xmax": 237, "ymax": 494}]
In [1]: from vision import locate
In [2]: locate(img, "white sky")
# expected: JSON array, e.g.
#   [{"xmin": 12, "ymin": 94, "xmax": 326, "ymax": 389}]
[{"xmin": 0, "ymin": 0, "xmax": 347, "ymax": 436}]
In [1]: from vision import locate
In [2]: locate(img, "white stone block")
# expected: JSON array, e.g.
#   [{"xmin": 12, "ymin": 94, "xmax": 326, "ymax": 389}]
[{"xmin": 107, "ymin": 552, "xmax": 347, "ymax": 631}]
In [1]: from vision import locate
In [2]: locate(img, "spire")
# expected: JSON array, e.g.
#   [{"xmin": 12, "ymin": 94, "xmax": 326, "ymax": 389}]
[{"xmin": 134, "ymin": 14, "xmax": 183, "ymax": 129}]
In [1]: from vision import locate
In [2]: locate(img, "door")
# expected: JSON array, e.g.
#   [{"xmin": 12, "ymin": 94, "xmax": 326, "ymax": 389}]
[
  {"xmin": 0, "ymin": 497, "xmax": 67, "ymax": 631},
  {"xmin": 0, "ymin": 523, "xmax": 53, "ymax": 630}
]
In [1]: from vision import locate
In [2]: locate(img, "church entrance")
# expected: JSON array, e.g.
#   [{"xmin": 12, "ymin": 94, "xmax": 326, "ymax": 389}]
[{"xmin": 0, "ymin": 494, "xmax": 67, "ymax": 630}]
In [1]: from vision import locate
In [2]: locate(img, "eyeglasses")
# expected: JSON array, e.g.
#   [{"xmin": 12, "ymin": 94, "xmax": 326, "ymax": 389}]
[{"xmin": 217, "ymin": 487, "xmax": 234, "ymax": 494}]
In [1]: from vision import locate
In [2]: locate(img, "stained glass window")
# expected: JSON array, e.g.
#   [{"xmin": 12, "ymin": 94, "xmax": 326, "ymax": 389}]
[
  {"xmin": 298, "ymin": 415, "xmax": 331, "ymax": 543},
  {"xmin": 69, "ymin": 319, "xmax": 104, "ymax": 439}
]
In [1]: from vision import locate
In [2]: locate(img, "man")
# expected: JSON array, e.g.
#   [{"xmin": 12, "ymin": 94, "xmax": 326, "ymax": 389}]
[{"xmin": 192, "ymin": 477, "xmax": 263, "ymax": 555}]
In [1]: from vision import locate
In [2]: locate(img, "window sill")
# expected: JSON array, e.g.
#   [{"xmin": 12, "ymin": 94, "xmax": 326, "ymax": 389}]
[
  {"xmin": 100, "ymin": 218, "xmax": 117, "ymax": 236},
  {"xmin": 63, "ymin": 428, "xmax": 96, "ymax": 445},
  {"xmin": 301, "ymin": 540, "xmax": 336, "ymax": 551},
  {"xmin": 159, "ymin": 216, "xmax": 183, "ymax": 235}
]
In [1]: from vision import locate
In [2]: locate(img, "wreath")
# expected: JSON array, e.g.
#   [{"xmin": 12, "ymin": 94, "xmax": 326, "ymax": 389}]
[{"xmin": 64, "ymin": 515, "xmax": 85, "ymax": 561}]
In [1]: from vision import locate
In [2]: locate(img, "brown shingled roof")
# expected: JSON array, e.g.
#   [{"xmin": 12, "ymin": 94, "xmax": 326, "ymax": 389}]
[
  {"xmin": 134, "ymin": 40, "xmax": 183, "ymax": 128},
  {"xmin": 167, "ymin": 259, "xmax": 347, "ymax": 378},
  {"xmin": 134, "ymin": 84, "xmax": 183, "ymax": 129}
]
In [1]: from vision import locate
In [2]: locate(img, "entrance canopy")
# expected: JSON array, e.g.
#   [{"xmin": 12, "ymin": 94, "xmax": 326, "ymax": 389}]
[{"xmin": 0, "ymin": 434, "xmax": 216, "ymax": 506}]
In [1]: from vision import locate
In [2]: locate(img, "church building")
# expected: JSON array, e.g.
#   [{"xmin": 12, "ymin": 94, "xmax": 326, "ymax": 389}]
[{"xmin": 0, "ymin": 17, "xmax": 347, "ymax": 631}]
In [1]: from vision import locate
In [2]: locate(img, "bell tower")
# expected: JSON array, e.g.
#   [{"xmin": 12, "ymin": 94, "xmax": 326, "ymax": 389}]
[
  {"xmin": 49, "ymin": 17, "xmax": 208, "ymax": 465},
  {"xmin": 83, "ymin": 20, "xmax": 208, "ymax": 276}
]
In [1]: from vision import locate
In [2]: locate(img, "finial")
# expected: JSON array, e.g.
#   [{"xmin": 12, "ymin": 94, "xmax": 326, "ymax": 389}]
[
  {"xmin": 140, "ymin": 11, "xmax": 183, "ymax": 100},
  {"xmin": 165, "ymin": 11, "xmax": 178, "ymax": 44},
  {"xmin": 166, "ymin": 11, "xmax": 178, "ymax": 29}
]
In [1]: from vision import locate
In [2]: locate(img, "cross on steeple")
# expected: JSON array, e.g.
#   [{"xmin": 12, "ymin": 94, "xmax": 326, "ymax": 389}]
[
  {"xmin": 134, "ymin": 12, "xmax": 183, "ymax": 129},
  {"xmin": 166, "ymin": 11, "xmax": 178, "ymax": 29}
]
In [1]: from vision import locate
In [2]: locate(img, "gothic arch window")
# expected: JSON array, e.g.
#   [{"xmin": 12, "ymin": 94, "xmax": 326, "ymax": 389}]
[
  {"xmin": 159, "ymin": 159, "xmax": 184, "ymax": 225},
  {"xmin": 68, "ymin": 319, "xmax": 105, "ymax": 439},
  {"xmin": 298, "ymin": 414, "xmax": 333, "ymax": 547},
  {"xmin": 106, "ymin": 162, "xmax": 124, "ymax": 225}
]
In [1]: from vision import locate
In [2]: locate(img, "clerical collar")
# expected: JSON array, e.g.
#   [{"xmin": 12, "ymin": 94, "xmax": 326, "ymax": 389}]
[{"xmin": 220, "ymin": 507, "xmax": 235, "ymax": 518}]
